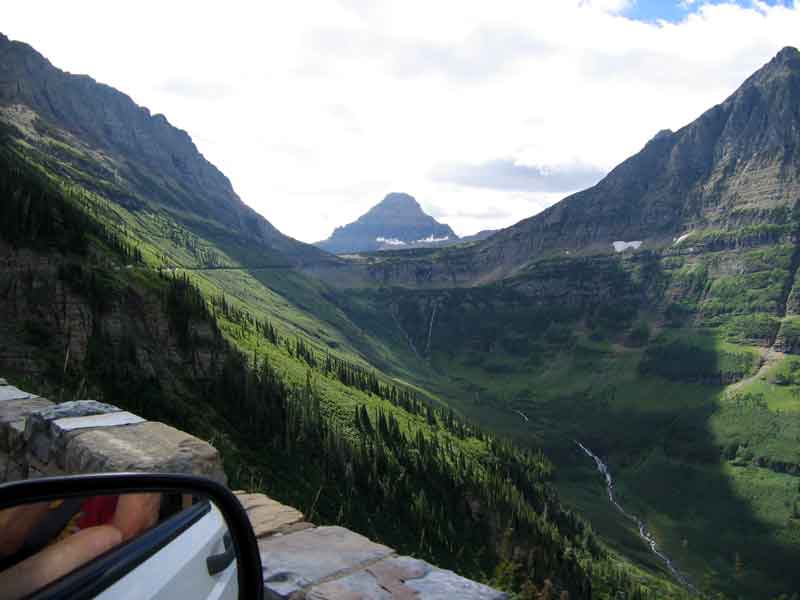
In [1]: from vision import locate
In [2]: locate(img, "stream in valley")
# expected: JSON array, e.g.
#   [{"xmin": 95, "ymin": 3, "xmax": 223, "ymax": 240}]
[{"xmin": 575, "ymin": 441, "xmax": 696, "ymax": 592}]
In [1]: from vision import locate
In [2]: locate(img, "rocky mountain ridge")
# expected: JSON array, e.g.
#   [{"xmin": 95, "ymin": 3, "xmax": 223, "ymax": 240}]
[
  {"xmin": 0, "ymin": 32, "xmax": 335, "ymax": 268},
  {"xmin": 316, "ymin": 192, "xmax": 460, "ymax": 254},
  {"xmin": 473, "ymin": 45, "xmax": 800, "ymax": 275},
  {"xmin": 321, "ymin": 46, "xmax": 800, "ymax": 287}
]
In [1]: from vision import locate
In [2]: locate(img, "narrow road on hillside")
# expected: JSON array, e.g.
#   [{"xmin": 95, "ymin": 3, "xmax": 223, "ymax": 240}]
[
  {"xmin": 156, "ymin": 265, "xmax": 295, "ymax": 271},
  {"xmin": 575, "ymin": 442, "xmax": 697, "ymax": 593}
]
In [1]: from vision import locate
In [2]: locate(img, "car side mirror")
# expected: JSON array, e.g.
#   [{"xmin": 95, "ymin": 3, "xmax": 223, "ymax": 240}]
[{"xmin": 0, "ymin": 473, "xmax": 263, "ymax": 600}]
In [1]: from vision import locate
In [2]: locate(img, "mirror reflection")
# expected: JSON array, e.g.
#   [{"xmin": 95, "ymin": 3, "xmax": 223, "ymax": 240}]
[{"xmin": 0, "ymin": 491, "xmax": 237, "ymax": 600}]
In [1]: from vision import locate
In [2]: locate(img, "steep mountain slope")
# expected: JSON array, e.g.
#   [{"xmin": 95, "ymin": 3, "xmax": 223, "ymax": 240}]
[
  {"xmin": 0, "ymin": 32, "xmax": 334, "ymax": 268},
  {"xmin": 474, "ymin": 46, "xmax": 800, "ymax": 274},
  {"xmin": 335, "ymin": 47, "xmax": 800, "ymax": 287},
  {"xmin": 316, "ymin": 193, "xmax": 457, "ymax": 253}
]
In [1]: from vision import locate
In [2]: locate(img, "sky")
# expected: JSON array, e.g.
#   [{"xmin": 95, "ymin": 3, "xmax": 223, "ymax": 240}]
[{"xmin": 3, "ymin": 1, "xmax": 800, "ymax": 242}]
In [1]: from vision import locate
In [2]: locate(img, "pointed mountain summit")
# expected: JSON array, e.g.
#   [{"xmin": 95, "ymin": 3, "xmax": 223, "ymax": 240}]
[
  {"xmin": 316, "ymin": 193, "xmax": 457, "ymax": 253},
  {"xmin": 469, "ymin": 45, "xmax": 800, "ymax": 277}
]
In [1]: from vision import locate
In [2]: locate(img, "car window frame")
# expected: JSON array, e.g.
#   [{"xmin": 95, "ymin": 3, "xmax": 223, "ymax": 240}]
[
  {"xmin": 0, "ymin": 473, "xmax": 264, "ymax": 600},
  {"xmin": 30, "ymin": 499, "xmax": 212, "ymax": 600}
]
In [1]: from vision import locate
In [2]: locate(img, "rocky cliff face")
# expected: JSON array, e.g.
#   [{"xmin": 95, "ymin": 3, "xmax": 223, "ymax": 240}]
[
  {"xmin": 0, "ymin": 240, "xmax": 219, "ymax": 385},
  {"xmin": 316, "ymin": 193, "xmax": 458, "ymax": 254},
  {"xmin": 334, "ymin": 47, "xmax": 800, "ymax": 287},
  {"xmin": 475, "ymin": 46, "xmax": 800, "ymax": 276},
  {"xmin": 0, "ymin": 32, "xmax": 334, "ymax": 268}
]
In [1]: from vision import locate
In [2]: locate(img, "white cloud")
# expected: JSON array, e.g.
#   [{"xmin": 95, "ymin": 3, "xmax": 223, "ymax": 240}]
[
  {"xmin": 579, "ymin": 0, "xmax": 635, "ymax": 14},
  {"xmin": 2, "ymin": 1, "xmax": 799, "ymax": 241},
  {"xmin": 429, "ymin": 158, "xmax": 606, "ymax": 192}
]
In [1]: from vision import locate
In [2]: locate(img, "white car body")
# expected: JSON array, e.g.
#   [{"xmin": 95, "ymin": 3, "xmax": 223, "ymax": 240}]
[{"xmin": 96, "ymin": 503, "xmax": 238, "ymax": 600}]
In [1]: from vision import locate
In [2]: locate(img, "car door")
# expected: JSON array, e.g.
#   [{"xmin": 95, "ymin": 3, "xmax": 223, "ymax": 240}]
[{"xmin": 93, "ymin": 501, "xmax": 238, "ymax": 600}]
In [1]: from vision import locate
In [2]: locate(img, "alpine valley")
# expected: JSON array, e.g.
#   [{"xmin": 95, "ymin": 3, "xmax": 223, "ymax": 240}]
[{"xmin": 1, "ymin": 31, "xmax": 800, "ymax": 599}]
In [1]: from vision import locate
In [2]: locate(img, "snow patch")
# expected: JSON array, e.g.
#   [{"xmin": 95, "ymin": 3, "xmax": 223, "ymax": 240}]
[
  {"xmin": 376, "ymin": 237, "xmax": 406, "ymax": 246},
  {"xmin": 415, "ymin": 234, "xmax": 450, "ymax": 243},
  {"xmin": 612, "ymin": 241, "xmax": 643, "ymax": 253},
  {"xmin": 673, "ymin": 232, "xmax": 691, "ymax": 245}
]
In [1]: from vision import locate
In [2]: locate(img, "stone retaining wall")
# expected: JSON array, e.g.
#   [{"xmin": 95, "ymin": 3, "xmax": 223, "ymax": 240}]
[{"xmin": 0, "ymin": 378, "xmax": 505, "ymax": 599}]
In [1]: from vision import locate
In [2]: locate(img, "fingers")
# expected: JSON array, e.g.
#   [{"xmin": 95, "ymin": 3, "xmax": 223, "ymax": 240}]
[{"xmin": 112, "ymin": 493, "xmax": 161, "ymax": 542}]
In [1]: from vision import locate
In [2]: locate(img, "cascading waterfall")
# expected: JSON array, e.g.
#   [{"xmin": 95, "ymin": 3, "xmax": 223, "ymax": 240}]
[
  {"xmin": 391, "ymin": 306, "xmax": 421, "ymax": 359},
  {"xmin": 575, "ymin": 441, "xmax": 696, "ymax": 592},
  {"xmin": 425, "ymin": 304, "xmax": 437, "ymax": 357}
]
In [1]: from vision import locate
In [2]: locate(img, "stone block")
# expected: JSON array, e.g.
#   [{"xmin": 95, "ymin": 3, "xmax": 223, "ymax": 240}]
[
  {"xmin": 26, "ymin": 400, "xmax": 120, "ymax": 424},
  {"xmin": 367, "ymin": 556, "xmax": 431, "ymax": 597},
  {"xmin": 307, "ymin": 556, "xmax": 507, "ymax": 600},
  {"xmin": 307, "ymin": 556, "xmax": 427, "ymax": 600},
  {"xmin": 0, "ymin": 450, "xmax": 15, "ymax": 481},
  {"xmin": 24, "ymin": 400, "xmax": 123, "ymax": 464},
  {"xmin": 307, "ymin": 569, "xmax": 394, "ymax": 600},
  {"xmin": 272, "ymin": 522, "xmax": 315, "ymax": 536},
  {"xmin": 0, "ymin": 397, "xmax": 54, "ymax": 424},
  {"xmin": 259, "ymin": 526, "xmax": 394, "ymax": 599},
  {"xmin": 23, "ymin": 455, "xmax": 61, "ymax": 479},
  {"xmin": 62, "ymin": 421, "xmax": 226, "ymax": 484},
  {"xmin": 53, "ymin": 411, "xmax": 144, "ymax": 432},
  {"xmin": 7, "ymin": 420, "xmax": 26, "ymax": 453},
  {"xmin": 0, "ymin": 385, "xmax": 36, "ymax": 402},
  {"xmin": 0, "ymin": 397, "xmax": 53, "ymax": 451},
  {"xmin": 3, "ymin": 459, "xmax": 25, "ymax": 482},
  {"xmin": 405, "ymin": 565, "xmax": 508, "ymax": 599},
  {"xmin": 234, "ymin": 492, "xmax": 305, "ymax": 539}
]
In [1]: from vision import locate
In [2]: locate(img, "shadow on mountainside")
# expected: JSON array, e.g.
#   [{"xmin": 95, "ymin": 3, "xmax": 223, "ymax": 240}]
[{"xmin": 333, "ymin": 255, "xmax": 800, "ymax": 599}]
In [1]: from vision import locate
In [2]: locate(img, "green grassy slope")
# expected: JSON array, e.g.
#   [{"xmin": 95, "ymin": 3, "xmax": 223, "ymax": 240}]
[
  {"xmin": 327, "ymin": 241, "xmax": 800, "ymax": 599},
  {"xmin": 0, "ymin": 115, "xmax": 685, "ymax": 599}
]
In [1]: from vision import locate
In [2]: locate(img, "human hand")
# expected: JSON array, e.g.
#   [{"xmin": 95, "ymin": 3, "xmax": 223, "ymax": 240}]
[
  {"xmin": 0, "ymin": 525, "xmax": 122, "ymax": 600},
  {"xmin": 112, "ymin": 493, "xmax": 161, "ymax": 542}
]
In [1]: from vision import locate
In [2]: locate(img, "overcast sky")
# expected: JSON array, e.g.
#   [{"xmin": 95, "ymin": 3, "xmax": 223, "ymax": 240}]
[{"xmin": 4, "ymin": 1, "xmax": 799, "ymax": 242}]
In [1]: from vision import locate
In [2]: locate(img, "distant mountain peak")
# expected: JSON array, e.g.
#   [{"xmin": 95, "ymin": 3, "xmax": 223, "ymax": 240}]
[
  {"xmin": 774, "ymin": 46, "xmax": 800, "ymax": 64},
  {"xmin": 380, "ymin": 192, "xmax": 420, "ymax": 207},
  {"xmin": 358, "ymin": 193, "xmax": 430, "ymax": 224},
  {"xmin": 316, "ymin": 192, "xmax": 458, "ymax": 254},
  {"xmin": 744, "ymin": 45, "xmax": 800, "ymax": 90}
]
